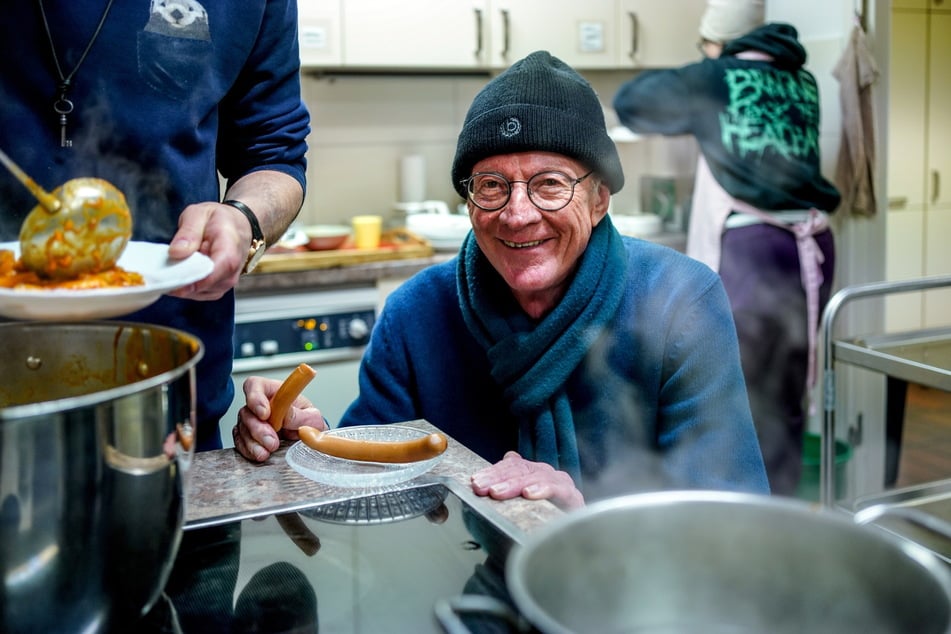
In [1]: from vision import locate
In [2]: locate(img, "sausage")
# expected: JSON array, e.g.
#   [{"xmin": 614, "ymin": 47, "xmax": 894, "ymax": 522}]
[
  {"xmin": 297, "ymin": 426, "xmax": 448, "ymax": 463},
  {"xmin": 275, "ymin": 512, "xmax": 321, "ymax": 556},
  {"xmin": 268, "ymin": 363, "xmax": 317, "ymax": 432}
]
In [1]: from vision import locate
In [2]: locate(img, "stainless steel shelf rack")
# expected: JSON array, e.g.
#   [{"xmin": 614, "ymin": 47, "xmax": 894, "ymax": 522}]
[{"xmin": 819, "ymin": 274, "xmax": 951, "ymax": 506}]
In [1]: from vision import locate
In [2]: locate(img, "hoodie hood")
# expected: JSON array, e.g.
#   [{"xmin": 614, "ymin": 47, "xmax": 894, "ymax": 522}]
[{"xmin": 723, "ymin": 23, "xmax": 806, "ymax": 70}]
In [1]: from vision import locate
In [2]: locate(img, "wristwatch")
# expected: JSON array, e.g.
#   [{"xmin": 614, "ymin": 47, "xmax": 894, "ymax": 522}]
[{"xmin": 222, "ymin": 199, "xmax": 266, "ymax": 274}]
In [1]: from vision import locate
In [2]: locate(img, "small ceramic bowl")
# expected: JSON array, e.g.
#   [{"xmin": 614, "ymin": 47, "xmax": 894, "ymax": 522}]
[{"xmin": 302, "ymin": 225, "xmax": 352, "ymax": 251}]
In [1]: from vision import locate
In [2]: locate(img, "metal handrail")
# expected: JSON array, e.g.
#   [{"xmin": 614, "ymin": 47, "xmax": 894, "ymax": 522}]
[{"xmin": 819, "ymin": 273, "xmax": 951, "ymax": 506}]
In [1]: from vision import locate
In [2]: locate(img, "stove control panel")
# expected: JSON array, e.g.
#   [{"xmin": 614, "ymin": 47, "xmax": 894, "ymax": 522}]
[{"xmin": 234, "ymin": 309, "xmax": 376, "ymax": 359}]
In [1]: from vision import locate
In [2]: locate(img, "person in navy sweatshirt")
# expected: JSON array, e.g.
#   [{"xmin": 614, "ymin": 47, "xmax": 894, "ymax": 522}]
[{"xmin": 0, "ymin": 1, "xmax": 310, "ymax": 453}]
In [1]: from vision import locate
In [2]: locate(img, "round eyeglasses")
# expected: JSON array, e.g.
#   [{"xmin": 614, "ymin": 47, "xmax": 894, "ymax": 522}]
[{"xmin": 461, "ymin": 170, "xmax": 594, "ymax": 212}]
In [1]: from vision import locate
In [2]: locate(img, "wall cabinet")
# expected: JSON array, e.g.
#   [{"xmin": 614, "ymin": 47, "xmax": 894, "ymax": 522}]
[
  {"xmin": 340, "ymin": 0, "xmax": 486, "ymax": 69},
  {"xmin": 485, "ymin": 0, "xmax": 619, "ymax": 69},
  {"xmin": 298, "ymin": 0, "xmax": 342, "ymax": 67},
  {"xmin": 619, "ymin": 0, "xmax": 707, "ymax": 68},
  {"xmin": 298, "ymin": 0, "xmax": 704, "ymax": 71},
  {"xmin": 885, "ymin": 4, "xmax": 951, "ymax": 330}
]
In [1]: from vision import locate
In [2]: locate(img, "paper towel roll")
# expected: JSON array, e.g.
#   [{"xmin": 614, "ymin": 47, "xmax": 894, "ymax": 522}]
[{"xmin": 399, "ymin": 154, "xmax": 426, "ymax": 203}]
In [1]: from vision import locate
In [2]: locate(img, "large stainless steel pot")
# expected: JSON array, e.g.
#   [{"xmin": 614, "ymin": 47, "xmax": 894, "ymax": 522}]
[
  {"xmin": 0, "ymin": 321, "xmax": 203, "ymax": 633},
  {"xmin": 439, "ymin": 491, "xmax": 951, "ymax": 633}
]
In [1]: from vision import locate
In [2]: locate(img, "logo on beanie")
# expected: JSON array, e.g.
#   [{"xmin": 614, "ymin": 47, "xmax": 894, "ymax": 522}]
[{"xmin": 499, "ymin": 116, "xmax": 521, "ymax": 138}]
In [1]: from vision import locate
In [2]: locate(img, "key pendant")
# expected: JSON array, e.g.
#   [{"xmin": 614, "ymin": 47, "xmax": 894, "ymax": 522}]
[
  {"xmin": 59, "ymin": 114, "xmax": 71, "ymax": 148},
  {"xmin": 54, "ymin": 96, "xmax": 74, "ymax": 148}
]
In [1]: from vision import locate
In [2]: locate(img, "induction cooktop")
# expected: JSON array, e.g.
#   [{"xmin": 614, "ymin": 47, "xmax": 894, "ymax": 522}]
[{"xmin": 138, "ymin": 482, "xmax": 518, "ymax": 634}]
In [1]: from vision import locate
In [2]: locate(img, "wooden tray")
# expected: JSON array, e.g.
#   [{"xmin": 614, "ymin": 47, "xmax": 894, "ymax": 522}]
[{"xmin": 252, "ymin": 228, "xmax": 434, "ymax": 274}]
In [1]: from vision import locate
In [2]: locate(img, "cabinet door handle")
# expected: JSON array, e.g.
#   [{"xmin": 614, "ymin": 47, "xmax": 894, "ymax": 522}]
[
  {"xmin": 500, "ymin": 9, "xmax": 510, "ymax": 60},
  {"xmin": 473, "ymin": 8, "xmax": 483, "ymax": 60},
  {"xmin": 932, "ymin": 170, "xmax": 940, "ymax": 204},
  {"xmin": 628, "ymin": 12, "xmax": 639, "ymax": 61},
  {"xmin": 888, "ymin": 196, "xmax": 908, "ymax": 210}
]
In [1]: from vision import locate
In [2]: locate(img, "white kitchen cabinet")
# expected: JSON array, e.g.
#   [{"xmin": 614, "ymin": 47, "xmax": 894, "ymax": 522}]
[
  {"xmin": 340, "ymin": 0, "xmax": 619, "ymax": 70},
  {"xmin": 618, "ymin": 0, "xmax": 707, "ymax": 68},
  {"xmin": 885, "ymin": 5, "xmax": 951, "ymax": 330},
  {"xmin": 300, "ymin": 0, "xmax": 705, "ymax": 71},
  {"xmin": 298, "ymin": 0, "xmax": 343, "ymax": 67},
  {"xmin": 340, "ymin": 0, "xmax": 488, "ymax": 69},
  {"xmin": 486, "ymin": 0, "xmax": 707, "ymax": 69},
  {"xmin": 892, "ymin": 0, "xmax": 946, "ymax": 9},
  {"xmin": 485, "ymin": 0, "xmax": 619, "ymax": 69},
  {"xmin": 928, "ymin": 11, "xmax": 951, "ymax": 210},
  {"xmin": 884, "ymin": 209, "xmax": 924, "ymax": 331}
]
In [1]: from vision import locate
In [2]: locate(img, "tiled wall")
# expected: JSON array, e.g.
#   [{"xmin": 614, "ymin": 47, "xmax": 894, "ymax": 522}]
[{"xmin": 299, "ymin": 73, "xmax": 481, "ymax": 227}]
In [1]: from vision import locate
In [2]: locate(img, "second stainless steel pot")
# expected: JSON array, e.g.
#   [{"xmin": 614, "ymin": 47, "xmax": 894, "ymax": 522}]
[
  {"xmin": 506, "ymin": 491, "xmax": 951, "ymax": 633},
  {"xmin": 439, "ymin": 490, "xmax": 951, "ymax": 633}
]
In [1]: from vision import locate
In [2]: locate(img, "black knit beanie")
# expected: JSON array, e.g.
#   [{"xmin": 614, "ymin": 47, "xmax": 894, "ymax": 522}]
[{"xmin": 451, "ymin": 50, "xmax": 625, "ymax": 198}]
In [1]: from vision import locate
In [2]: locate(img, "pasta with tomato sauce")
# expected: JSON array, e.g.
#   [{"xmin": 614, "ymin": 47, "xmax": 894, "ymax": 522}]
[{"xmin": 0, "ymin": 249, "xmax": 144, "ymax": 290}]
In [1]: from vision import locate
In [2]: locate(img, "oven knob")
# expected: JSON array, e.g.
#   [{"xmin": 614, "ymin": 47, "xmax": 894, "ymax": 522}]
[
  {"xmin": 260, "ymin": 339, "xmax": 279, "ymax": 355},
  {"xmin": 239, "ymin": 342, "xmax": 256, "ymax": 357},
  {"xmin": 347, "ymin": 317, "xmax": 370, "ymax": 340}
]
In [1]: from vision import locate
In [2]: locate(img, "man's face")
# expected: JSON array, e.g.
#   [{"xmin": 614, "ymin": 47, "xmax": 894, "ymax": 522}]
[{"xmin": 466, "ymin": 151, "xmax": 610, "ymax": 317}]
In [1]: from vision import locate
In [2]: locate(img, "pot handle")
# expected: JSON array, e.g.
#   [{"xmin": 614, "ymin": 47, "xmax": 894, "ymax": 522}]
[
  {"xmin": 434, "ymin": 595, "xmax": 532, "ymax": 634},
  {"xmin": 853, "ymin": 504, "xmax": 951, "ymax": 540}
]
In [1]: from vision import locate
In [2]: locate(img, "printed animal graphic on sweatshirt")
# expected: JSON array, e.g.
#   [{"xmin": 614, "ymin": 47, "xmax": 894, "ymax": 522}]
[
  {"xmin": 138, "ymin": 0, "xmax": 213, "ymax": 99},
  {"xmin": 145, "ymin": 0, "xmax": 211, "ymax": 40}
]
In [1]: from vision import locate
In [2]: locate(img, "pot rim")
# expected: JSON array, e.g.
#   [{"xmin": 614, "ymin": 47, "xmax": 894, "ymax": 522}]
[{"xmin": 0, "ymin": 320, "xmax": 204, "ymax": 421}]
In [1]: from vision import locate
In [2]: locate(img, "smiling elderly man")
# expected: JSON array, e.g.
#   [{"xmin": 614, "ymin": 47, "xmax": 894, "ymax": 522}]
[{"xmin": 234, "ymin": 50, "xmax": 769, "ymax": 509}]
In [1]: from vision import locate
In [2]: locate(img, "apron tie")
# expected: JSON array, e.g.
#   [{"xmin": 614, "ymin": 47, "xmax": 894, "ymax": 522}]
[{"xmin": 729, "ymin": 200, "xmax": 828, "ymax": 414}]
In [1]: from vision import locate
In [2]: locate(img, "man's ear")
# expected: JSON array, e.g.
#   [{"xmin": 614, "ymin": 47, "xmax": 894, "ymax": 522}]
[{"xmin": 591, "ymin": 180, "xmax": 611, "ymax": 225}]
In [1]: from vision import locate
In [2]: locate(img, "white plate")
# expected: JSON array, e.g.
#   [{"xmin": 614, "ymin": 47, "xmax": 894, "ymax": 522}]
[
  {"xmin": 286, "ymin": 425, "xmax": 446, "ymax": 488},
  {"xmin": 0, "ymin": 241, "xmax": 214, "ymax": 321},
  {"xmin": 406, "ymin": 213, "xmax": 471, "ymax": 241}
]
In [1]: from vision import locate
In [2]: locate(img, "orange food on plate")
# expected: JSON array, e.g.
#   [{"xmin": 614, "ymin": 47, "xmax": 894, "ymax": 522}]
[{"xmin": 0, "ymin": 249, "xmax": 144, "ymax": 290}]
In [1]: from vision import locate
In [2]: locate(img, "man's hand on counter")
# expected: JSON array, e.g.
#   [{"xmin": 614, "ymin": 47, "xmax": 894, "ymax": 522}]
[
  {"xmin": 470, "ymin": 451, "xmax": 585, "ymax": 511},
  {"xmin": 234, "ymin": 375, "xmax": 329, "ymax": 462}
]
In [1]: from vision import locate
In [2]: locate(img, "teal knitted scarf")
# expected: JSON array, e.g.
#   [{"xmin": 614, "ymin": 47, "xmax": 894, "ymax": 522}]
[{"xmin": 457, "ymin": 216, "xmax": 627, "ymax": 484}]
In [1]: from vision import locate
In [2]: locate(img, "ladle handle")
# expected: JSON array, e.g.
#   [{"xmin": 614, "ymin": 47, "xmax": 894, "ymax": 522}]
[{"xmin": 0, "ymin": 147, "xmax": 60, "ymax": 212}]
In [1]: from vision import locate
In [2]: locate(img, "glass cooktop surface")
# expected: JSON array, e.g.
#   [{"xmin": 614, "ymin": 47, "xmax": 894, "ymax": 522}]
[{"xmin": 139, "ymin": 483, "xmax": 517, "ymax": 634}]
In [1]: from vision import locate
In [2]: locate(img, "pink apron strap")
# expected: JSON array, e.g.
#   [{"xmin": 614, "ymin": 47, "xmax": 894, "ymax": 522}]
[{"xmin": 730, "ymin": 200, "xmax": 829, "ymax": 410}]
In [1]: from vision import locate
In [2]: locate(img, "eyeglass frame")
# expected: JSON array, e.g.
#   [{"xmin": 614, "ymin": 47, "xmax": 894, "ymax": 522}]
[{"xmin": 460, "ymin": 170, "xmax": 595, "ymax": 212}]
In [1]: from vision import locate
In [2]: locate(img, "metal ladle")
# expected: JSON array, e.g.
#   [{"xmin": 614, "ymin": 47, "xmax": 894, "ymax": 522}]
[{"xmin": 0, "ymin": 147, "xmax": 132, "ymax": 279}]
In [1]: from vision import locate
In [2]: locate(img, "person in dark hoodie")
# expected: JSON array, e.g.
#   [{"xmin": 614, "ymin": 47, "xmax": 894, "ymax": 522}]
[{"xmin": 613, "ymin": 0, "xmax": 841, "ymax": 496}]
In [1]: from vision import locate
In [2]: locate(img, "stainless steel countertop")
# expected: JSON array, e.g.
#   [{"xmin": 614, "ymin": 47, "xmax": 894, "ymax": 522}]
[{"xmin": 185, "ymin": 419, "xmax": 562, "ymax": 541}]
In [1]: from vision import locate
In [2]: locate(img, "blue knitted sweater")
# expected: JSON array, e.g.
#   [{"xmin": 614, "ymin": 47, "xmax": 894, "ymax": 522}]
[{"xmin": 341, "ymin": 235, "xmax": 770, "ymax": 500}]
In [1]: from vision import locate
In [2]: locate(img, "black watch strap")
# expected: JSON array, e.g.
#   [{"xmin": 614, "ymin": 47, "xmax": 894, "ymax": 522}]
[{"xmin": 222, "ymin": 199, "xmax": 264, "ymax": 243}]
